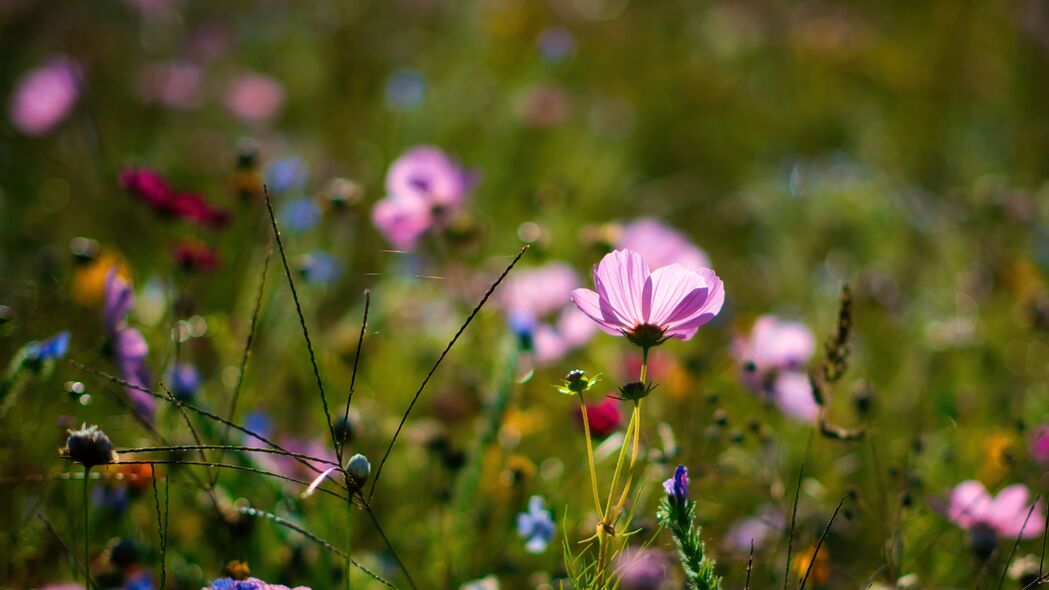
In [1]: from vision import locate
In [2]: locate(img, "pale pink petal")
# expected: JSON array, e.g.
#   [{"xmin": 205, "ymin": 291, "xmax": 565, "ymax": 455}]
[
  {"xmin": 987, "ymin": 485, "xmax": 1042, "ymax": 538},
  {"xmin": 557, "ymin": 306, "xmax": 599, "ymax": 347},
  {"xmin": 617, "ymin": 218, "xmax": 710, "ymax": 270},
  {"xmin": 662, "ymin": 268, "xmax": 725, "ymax": 339},
  {"xmin": 772, "ymin": 372, "xmax": 820, "ymax": 422},
  {"xmin": 593, "ymin": 249, "xmax": 649, "ymax": 328},
  {"xmin": 642, "ymin": 264, "xmax": 704, "ymax": 326},
  {"xmin": 948, "ymin": 480, "xmax": 993, "ymax": 529},
  {"xmin": 534, "ymin": 325, "xmax": 569, "ymax": 365},
  {"xmin": 570, "ymin": 288, "xmax": 624, "ymax": 334},
  {"xmin": 302, "ymin": 467, "xmax": 337, "ymax": 498}
]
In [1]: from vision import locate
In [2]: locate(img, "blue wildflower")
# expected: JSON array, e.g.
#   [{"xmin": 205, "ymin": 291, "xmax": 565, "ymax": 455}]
[
  {"xmin": 25, "ymin": 330, "xmax": 70, "ymax": 362},
  {"xmin": 266, "ymin": 157, "xmax": 308, "ymax": 193},
  {"xmin": 507, "ymin": 310, "xmax": 536, "ymax": 352},
  {"xmin": 385, "ymin": 69, "xmax": 425, "ymax": 109},
  {"xmin": 280, "ymin": 198, "xmax": 322, "ymax": 232},
  {"xmin": 663, "ymin": 464, "xmax": 689, "ymax": 506},
  {"xmin": 516, "ymin": 495, "xmax": 555, "ymax": 553},
  {"xmin": 168, "ymin": 363, "xmax": 200, "ymax": 401},
  {"xmin": 297, "ymin": 250, "xmax": 340, "ymax": 284}
]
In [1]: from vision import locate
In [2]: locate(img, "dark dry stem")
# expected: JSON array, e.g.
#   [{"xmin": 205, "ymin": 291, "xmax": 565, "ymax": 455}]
[
  {"xmin": 150, "ymin": 465, "xmax": 167, "ymax": 590},
  {"xmin": 365, "ymin": 505, "xmax": 418, "ymax": 590},
  {"xmin": 83, "ymin": 466, "xmax": 91, "ymax": 589},
  {"xmin": 107, "ymin": 459, "xmax": 351, "ymax": 502},
  {"xmin": 263, "ymin": 185, "xmax": 340, "ymax": 457},
  {"xmin": 218, "ymin": 236, "xmax": 273, "ymax": 476},
  {"xmin": 117, "ymin": 444, "xmax": 341, "ymax": 467},
  {"xmin": 38, "ymin": 513, "xmax": 99, "ymax": 590},
  {"xmin": 783, "ymin": 462, "xmax": 805, "ymax": 590},
  {"xmin": 745, "ymin": 540, "xmax": 754, "ymax": 590},
  {"xmin": 1041, "ymin": 503, "xmax": 1049, "ymax": 577},
  {"xmin": 236, "ymin": 505, "xmax": 396, "ymax": 588},
  {"xmin": 997, "ymin": 495, "xmax": 1042, "ymax": 590},
  {"xmin": 69, "ymin": 359, "xmax": 325, "ymax": 476},
  {"xmin": 797, "ymin": 493, "xmax": 847, "ymax": 590},
  {"xmin": 368, "ymin": 244, "xmax": 529, "ymax": 502},
  {"xmin": 338, "ymin": 289, "xmax": 370, "ymax": 463}
]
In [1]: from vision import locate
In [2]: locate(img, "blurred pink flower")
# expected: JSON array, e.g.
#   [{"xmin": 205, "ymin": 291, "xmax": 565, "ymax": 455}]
[
  {"xmin": 571, "ymin": 249, "xmax": 724, "ymax": 348},
  {"xmin": 575, "ymin": 397, "xmax": 622, "ymax": 439},
  {"xmin": 725, "ymin": 505, "xmax": 784, "ymax": 552},
  {"xmin": 616, "ymin": 546, "xmax": 669, "ymax": 590},
  {"xmin": 8, "ymin": 56, "xmax": 79, "ymax": 136},
  {"xmin": 386, "ymin": 145, "xmax": 475, "ymax": 216},
  {"xmin": 224, "ymin": 72, "xmax": 284, "ymax": 122},
  {"xmin": 1030, "ymin": 425, "xmax": 1049, "ymax": 466},
  {"xmin": 617, "ymin": 218, "xmax": 710, "ymax": 270},
  {"xmin": 138, "ymin": 61, "xmax": 204, "ymax": 109},
  {"xmin": 104, "ymin": 270, "xmax": 155, "ymax": 421},
  {"xmin": 948, "ymin": 480, "xmax": 1046, "ymax": 539},
  {"xmin": 500, "ymin": 263, "xmax": 597, "ymax": 365},
  {"xmin": 372, "ymin": 145, "xmax": 475, "ymax": 250},
  {"xmin": 734, "ymin": 315, "xmax": 818, "ymax": 422}
]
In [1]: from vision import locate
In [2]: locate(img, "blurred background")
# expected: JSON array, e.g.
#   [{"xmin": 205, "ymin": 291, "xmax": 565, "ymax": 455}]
[{"xmin": 3, "ymin": 0, "xmax": 1049, "ymax": 588}]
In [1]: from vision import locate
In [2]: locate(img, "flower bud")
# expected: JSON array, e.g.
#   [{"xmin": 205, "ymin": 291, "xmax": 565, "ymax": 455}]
[
  {"xmin": 62, "ymin": 424, "xmax": 116, "ymax": 468},
  {"xmin": 618, "ymin": 380, "xmax": 652, "ymax": 402},
  {"xmin": 346, "ymin": 453, "xmax": 371, "ymax": 486}
]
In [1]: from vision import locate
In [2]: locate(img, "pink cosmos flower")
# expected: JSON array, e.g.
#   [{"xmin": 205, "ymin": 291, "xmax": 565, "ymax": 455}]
[
  {"xmin": 104, "ymin": 270, "xmax": 155, "ymax": 421},
  {"xmin": 617, "ymin": 218, "xmax": 710, "ymax": 270},
  {"xmin": 8, "ymin": 56, "xmax": 80, "ymax": 136},
  {"xmin": 372, "ymin": 146, "xmax": 476, "ymax": 250},
  {"xmin": 948, "ymin": 480, "xmax": 1046, "ymax": 540},
  {"xmin": 570, "ymin": 249, "xmax": 724, "ymax": 348},
  {"xmin": 224, "ymin": 72, "xmax": 284, "ymax": 123},
  {"xmin": 733, "ymin": 315, "xmax": 819, "ymax": 422}
]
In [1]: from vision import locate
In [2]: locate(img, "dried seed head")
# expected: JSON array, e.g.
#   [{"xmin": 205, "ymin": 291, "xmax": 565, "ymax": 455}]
[{"xmin": 61, "ymin": 424, "xmax": 116, "ymax": 469}]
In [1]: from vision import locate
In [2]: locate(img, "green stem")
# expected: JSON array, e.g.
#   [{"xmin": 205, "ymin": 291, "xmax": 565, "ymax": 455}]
[
  {"xmin": 577, "ymin": 392, "xmax": 604, "ymax": 521},
  {"xmin": 83, "ymin": 467, "xmax": 91, "ymax": 589}
]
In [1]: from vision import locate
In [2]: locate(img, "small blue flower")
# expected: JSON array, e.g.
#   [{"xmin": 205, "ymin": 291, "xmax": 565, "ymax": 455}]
[
  {"xmin": 25, "ymin": 330, "xmax": 70, "ymax": 362},
  {"xmin": 280, "ymin": 197, "xmax": 322, "ymax": 232},
  {"xmin": 244, "ymin": 411, "xmax": 273, "ymax": 439},
  {"xmin": 663, "ymin": 464, "xmax": 689, "ymax": 505},
  {"xmin": 507, "ymin": 311, "xmax": 536, "ymax": 352},
  {"xmin": 298, "ymin": 250, "xmax": 341, "ymax": 284},
  {"xmin": 266, "ymin": 157, "xmax": 308, "ymax": 193},
  {"xmin": 516, "ymin": 495, "xmax": 555, "ymax": 553},
  {"xmin": 385, "ymin": 69, "xmax": 425, "ymax": 110},
  {"xmin": 168, "ymin": 363, "xmax": 200, "ymax": 401}
]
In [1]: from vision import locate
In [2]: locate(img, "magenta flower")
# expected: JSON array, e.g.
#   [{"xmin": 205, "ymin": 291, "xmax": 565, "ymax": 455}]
[
  {"xmin": 224, "ymin": 72, "xmax": 284, "ymax": 123},
  {"xmin": 948, "ymin": 481, "xmax": 1046, "ymax": 541},
  {"xmin": 8, "ymin": 56, "xmax": 80, "ymax": 136},
  {"xmin": 733, "ymin": 315, "xmax": 818, "ymax": 422},
  {"xmin": 104, "ymin": 270, "xmax": 155, "ymax": 421},
  {"xmin": 370, "ymin": 192, "xmax": 432, "ymax": 251},
  {"xmin": 1030, "ymin": 425, "xmax": 1049, "ymax": 466},
  {"xmin": 120, "ymin": 168, "xmax": 230, "ymax": 228},
  {"xmin": 570, "ymin": 249, "xmax": 724, "ymax": 348},
  {"xmin": 615, "ymin": 546, "xmax": 669, "ymax": 590},
  {"xmin": 575, "ymin": 397, "xmax": 622, "ymax": 439},
  {"xmin": 617, "ymin": 218, "xmax": 710, "ymax": 270}
]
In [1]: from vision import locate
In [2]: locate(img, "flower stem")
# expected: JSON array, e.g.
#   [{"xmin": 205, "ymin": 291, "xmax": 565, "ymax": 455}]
[
  {"xmin": 577, "ymin": 393, "xmax": 604, "ymax": 521},
  {"xmin": 83, "ymin": 466, "xmax": 91, "ymax": 589}
]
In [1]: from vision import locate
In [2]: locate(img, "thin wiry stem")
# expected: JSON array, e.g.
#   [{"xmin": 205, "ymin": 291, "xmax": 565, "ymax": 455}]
[
  {"xmin": 783, "ymin": 462, "xmax": 805, "ymax": 590},
  {"xmin": 1040, "ymin": 503, "xmax": 1049, "ymax": 577},
  {"xmin": 83, "ymin": 466, "xmax": 91, "ymax": 589},
  {"xmin": 117, "ymin": 444, "xmax": 341, "ymax": 467},
  {"xmin": 364, "ymin": 505, "xmax": 418, "ymax": 590},
  {"xmin": 998, "ymin": 496, "xmax": 1042, "ymax": 590},
  {"xmin": 70, "ymin": 360, "xmax": 324, "ymax": 476},
  {"xmin": 161, "ymin": 383, "xmax": 212, "ymax": 480},
  {"xmin": 218, "ymin": 236, "xmax": 273, "ymax": 476},
  {"xmin": 264, "ymin": 185, "xmax": 339, "ymax": 456},
  {"xmin": 38, "ymin": 514, "xmax": 99, "ymax": 590},
  {"xmin": 237, "ymin": 505, "xmax": 396, "ymax": 588},
  {"xmin": 107, "ymin": 459, "xmax": 350, "ymax": 502},
  {"xmin": 150, "ymin": 465, "xmax": 167, "ymax": 590},
  {"xmin": 745, "ymin": 540, "xmax": 754, "ymax": 590},
  {"xmin": 338, "ymin": 290, "xmax": 370, "ymax": 463},
  {"xmin": 798, "ymin": 494, "xmax": 847, "ymax": 590},
  {"xmin": 369, "ymin": 245, "xmax": 528, "ymax": 502}
]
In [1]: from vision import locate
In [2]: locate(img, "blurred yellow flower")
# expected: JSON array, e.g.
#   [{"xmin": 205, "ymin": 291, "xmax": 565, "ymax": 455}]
[
  {"xmin": 72, "ymin": 251, "xmax": 130, "ymax": 307},
  {"xmin": 792, "ymin": 545, "xmax": 829, "ymax": 586}
]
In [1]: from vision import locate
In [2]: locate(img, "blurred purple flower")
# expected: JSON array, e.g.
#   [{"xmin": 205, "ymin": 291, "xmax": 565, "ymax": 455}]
[
  {"xmin": 167, "ymin": 363, "xmax": 200, "ymax": 401},
  {"xmin": 224, "ymin": 72, "xmax": 284, "ymax": 123},
  {"xmin": 617, "ymin": 218, "xmax": 710, "ymax": 271},
  {"xmin": 8, "ymin": 56, "xmax": 79, "ymax": 136},
  {"xmin": 516, "ymin": 495, "xmax": 555, "ymax": 553},
  {"xmin": 571, "ymin": 249, "xmax": 724, "ymax": 348},
  {"xmin": 725, "ymin": 505, "xmax": 784, "ymax": 552},
  {"xmin": 537, "ymin": 26, "xmax": 576, "ymax": 62},
  {"xmin": 297, "ymin": 250, "xmax": 340, "ymax": 284},
  {"xmin": 733, "ymin": 315, "xmax": 818, "ymax": 422},
  {"xmin": 616, "ymin": 546, "xmax": 669, "ymax": 590},
  {"xmin": 104, "ymin": 269, "xmax": 155, "ymax": 421},
  {"xmin": 947, "ymin": 481, "xmax": 1046, "ymax": 540},
  {"xmin": 266, "ymin": 157, "xmax": 309, "ymax": 193}
]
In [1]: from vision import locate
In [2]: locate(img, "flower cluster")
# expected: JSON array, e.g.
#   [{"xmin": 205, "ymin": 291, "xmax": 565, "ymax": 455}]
[{"xmin": 120, "ymin": 168, "xmax": 230, "ymax": 228}]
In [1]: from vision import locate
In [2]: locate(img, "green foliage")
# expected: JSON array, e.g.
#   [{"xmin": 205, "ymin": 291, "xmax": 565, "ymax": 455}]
[{"xmin": 657, "ymin": 496, "xmax": 722, "ymax": 590}]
